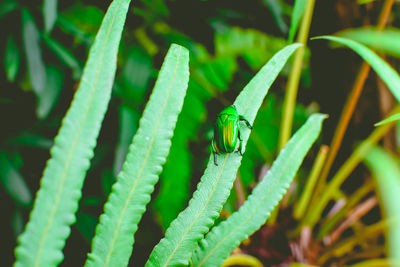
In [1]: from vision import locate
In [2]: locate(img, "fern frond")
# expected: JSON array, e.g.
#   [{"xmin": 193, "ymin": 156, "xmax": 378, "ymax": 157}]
[
  {"xmin": 146, "ymin": 43, "xmax": 302, "ymax": 267},
  {"xmin": 14, "ymin": 1, "xmax": 131, "ymax": 266},
  {"xmin": 192, "ymin": 114, "xmax": 326, "ymax": 267},
  {"xmin": 85, "ymin": 44, "xmax": 189, "ymax": 267}
]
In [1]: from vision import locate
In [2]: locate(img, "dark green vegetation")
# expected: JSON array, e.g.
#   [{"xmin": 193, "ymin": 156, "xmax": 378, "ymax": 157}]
[{"xmin": 1, "ymin": 0, "xmax": 400, "ymax": 266}]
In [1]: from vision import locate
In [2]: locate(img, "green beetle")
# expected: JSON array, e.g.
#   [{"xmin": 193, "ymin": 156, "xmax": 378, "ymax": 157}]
[{"xmin": 212, "ymin": 105, "xmax": 253, "ymax": 165}]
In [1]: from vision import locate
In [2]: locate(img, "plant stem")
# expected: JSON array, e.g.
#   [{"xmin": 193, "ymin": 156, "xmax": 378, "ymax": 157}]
[
  {"xmin": 317, "ymin": 0, "xmax": 394, "ymax": 187},
  {"xmin": 304, "ymin": 105, "xmax": 400, "ymax": 228},
  {"xmin": 278, "ymin": 0, "xmax": 316, "ymax": 150},
  {"xmin": 317, "ymin": 179, "xmax": 374, "ymax": 238},
  {"xmin": 319, "ymin": 219, "xmax": 393, "ymax": 263},
  {"xmin": 270, "ymin": 0, "xmax": 316, "ymax": 225},
  {"xmin": 294, "ymin": 145, "xmax": 329, "ymax": 219},
  {"xmin": 323, "ymin": 196, "xmax": 378, "ymax": 245}
]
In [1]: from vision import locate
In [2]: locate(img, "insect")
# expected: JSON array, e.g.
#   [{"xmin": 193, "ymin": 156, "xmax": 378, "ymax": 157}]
[{"xmin": 212, "ymin": 105, "xmax": 253, "ymax": 165}]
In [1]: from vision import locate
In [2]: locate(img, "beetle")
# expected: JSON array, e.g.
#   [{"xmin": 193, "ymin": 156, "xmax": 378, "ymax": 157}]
[{"xmin": 212, "ymin": 105, "xmax": 253, "ymax": 165}]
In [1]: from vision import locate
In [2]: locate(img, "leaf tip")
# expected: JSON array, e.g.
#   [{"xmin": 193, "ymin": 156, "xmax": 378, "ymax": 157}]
[{"xmin": 170, "ymin": 43, "xmax": 189, "ymax": 55}]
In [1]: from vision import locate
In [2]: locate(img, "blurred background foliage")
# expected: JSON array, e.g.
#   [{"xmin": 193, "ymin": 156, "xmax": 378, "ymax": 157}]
[{"xmin": 1, "ymin": 0, "xmax": 400, "ymax": 266}]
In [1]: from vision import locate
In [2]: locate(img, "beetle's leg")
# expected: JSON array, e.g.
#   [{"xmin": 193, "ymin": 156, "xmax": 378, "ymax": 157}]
[
  {"xmin": 212, "ymin": 139, "xmax": 218, "ymax": 166},
  {"xmin": 237, "ymin": 128, "xmax": 243, "ymax": 155},
  {"xmin": 213, "ymin": 151, "xmax": 218, "ymax": 165},
  {"xmin": 239, "ymin": 115, "xmax": 253, "ymax": 129}
]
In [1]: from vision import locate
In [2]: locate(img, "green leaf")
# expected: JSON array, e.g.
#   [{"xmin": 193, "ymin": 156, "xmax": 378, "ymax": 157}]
[
  {"xmin": 313, "ymin": 36, "xmax": 400, "ymax": 103},
  {"xmin": 375, "ymin": 113, "xmax": 400, "ymax": 126},
  {"xmin": 85, "ymin": 44, "xmax": 190, "ymax": 267},
  {"xmin": 337, "ymin": 27, "xmax": 400, "ymax": 58},
  {"xmin": 14, "ymin": 1, "xmax": 132, "ymax": 266},
  {"xmin": 0, "ymin": 152, "xmax": 32, "ymax": 206},
  {"xmin": 153, "ymin": 90, "xmax": 203, "ymax": 229},
  {"xmin": 42, "ymin": 34, "xmax": 82, "ymax": 79},
  {"xmin": 0, "ymin": 0, "xmax": 17, "ymax": 19},
  {"xmin": 364, "ymin": 147, "xmax": 400, "ymax": 262},
  {"xmin": 22, "ymin": 9, "xmax": 47, "ymax": 97},
  {"xmin": 288, "ymin": 0, "xmax": 307, "ymax": 43},
  {"xmin": 191, "ymin": 114, "xmax": 325, "ymax": 267},
  {"xmin": 153, "ymin": 50, "xmax": 214, "ymax": 230},
  {"xmin": 240, "ymin": 97, "xmax": 312, "ymax": 188},
  {"xmin": 43, "ymin": 0, "xmax": 58, "ymax": 33},
  {"xmin": 36, "ymin": 65, "xmax": 63, "ymax": 119},
  {"xmin": 4, "ymin": 35, "xmax": 20, "ymax": 82},
  {"xmin": 146, "ymin": 43, "xmax": 301, "ymax": 267}
]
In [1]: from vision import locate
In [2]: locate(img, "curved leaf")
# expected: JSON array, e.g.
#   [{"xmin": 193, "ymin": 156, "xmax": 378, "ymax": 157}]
[
  {"xmin": 146, "ymin": 43, "xmax": 302, "ymax": 267},
  {"xmin": 313, "ymin": 36, "xmax": 400, "ymax": 103},
  {"xmin": 192, "ymin": 114, "xmax": 326, "ymax": 267},
  {"xmin": 375, "ymin": 112, "xmax": 400, "ymax": 126},
  {"xmin": 364, "ymin": 147, "xmax": 400, "ymax": 262},
  {"xmin": 14, "ymin": 1, "xmax": 132, "ymax": 266},
  {"xmin": 337, "ymin": 27, "xmax": 400, "ymax": 58},
  {"xmin": 85, "ymin": 44, "xmax": 189, "ymax": 267}
]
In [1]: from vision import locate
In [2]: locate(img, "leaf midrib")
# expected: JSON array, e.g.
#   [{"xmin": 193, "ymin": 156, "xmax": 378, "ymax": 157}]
[
  {"xmin": 32, "ymin": 2, "xmax": 121, "ymax": 266},
  {"xmin": 162, "ymin": 156, "xmax": 229, "ymax": 266},
  {"xmin": 197, "ymin": 125, "xmax": 313, "ymax": 266},
  {"xmin": 162, "ymin": 61, "xmax": 272, "ymax": 266},
  {"xmin": 102, "ymin": 46, "xmax": 183, "ymax": 267}
]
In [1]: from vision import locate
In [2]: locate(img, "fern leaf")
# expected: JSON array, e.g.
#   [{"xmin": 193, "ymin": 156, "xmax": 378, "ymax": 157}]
[
  {"xmin": 146, "ymin": 43, "xmax": 302, "ymax": 267},
  {"xmin": 85, "ymin": 44, "xmax": 189, "ymax": 267},
  {"xmin": 192, "ymin": 114, "xmax": 326, "ymax": 267},
  {"xmin": 14, "ymin": 1, "xmax": 131, "ymax": 266}
]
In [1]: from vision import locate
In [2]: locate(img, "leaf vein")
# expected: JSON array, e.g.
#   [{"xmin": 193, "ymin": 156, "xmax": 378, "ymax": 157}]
[
  {"xmin": 103, "ymin": 46, "xmax": 183, "ymax": 267},
  {"xmin": 32, "ymin": 3, "xmax": 121, "ymax": 266}
]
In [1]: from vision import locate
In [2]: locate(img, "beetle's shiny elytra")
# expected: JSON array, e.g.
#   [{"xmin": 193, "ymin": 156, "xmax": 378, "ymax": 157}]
[{"xmin": 212, "ymin": 105, "xmax": 253, "ymax": 165}]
